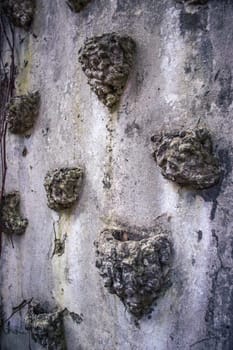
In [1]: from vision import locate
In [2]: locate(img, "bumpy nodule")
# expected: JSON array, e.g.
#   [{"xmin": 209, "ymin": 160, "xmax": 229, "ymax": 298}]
[
  {"xmin": 94, "ymin": 228, "xmax": 172, "ymax": 318},
  {"xmin": 152, "ymin": 128, "xmax": 221, "ymax": 190},
  {"xmin": 25, "ymin": 302, "xmax": 66, "ymax": 350},
  {"xmin": 66, "ymin": 0, "xmax": 92, "ymax": 12},
  {"xmin": 44, "ymin": 167, "xmax": 84, "ymax": 211},
  {"xmin": 78, "ymin": 33, "xmax": 136, "ymax": 110},
  {"xmin": 0, "ymin": 192, "xmax": 28, "ymax": 235},
  {"xmin": 1, "ymin": 0, "xmax": 36, "ymax": 29},
  {"xmin": 7, "ymin": 91, "xmax": 40, "ymax": 134}
]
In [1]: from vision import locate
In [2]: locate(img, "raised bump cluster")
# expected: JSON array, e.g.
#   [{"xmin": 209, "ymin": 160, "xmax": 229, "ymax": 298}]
[
  {"xmin": 94, "ymin": 227, "xmax": 172, "ymax": 318},
  {"xmin": 0, "ymin": 192, "xmax": 28, "ymax": 235},
  {"xmin": 1, "ymin": 0, "xmax": 36, "ymax": 30},
  {"xmin": 79, "ymin": 33, "xmax": 136, "ymax": 110},
  {"xmin": 25, "ymin": 302, "xmax": 66, "ymax": 350},
  {"xmin": 7, "ymin": 91, "xmax": 40, "ymax": 134},
  {"xmin": 152, "ymin": 128, "xmax": 221, "ymax": 189},
  {"xmin": 44, "ymin": 167, "xmax": 84, "ymax": 211}
]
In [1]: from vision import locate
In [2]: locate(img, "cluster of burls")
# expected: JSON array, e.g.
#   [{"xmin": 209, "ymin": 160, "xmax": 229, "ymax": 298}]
[
  {"xmin": 1, "ymin": 0, "xmax": 35, "ymax": 29},
  {"xmin": 44, "ymin": 167, "xmax": 84, "ymax": 211},
  {"xmin": 0, "ymin": 192, "xmax": 28, "ymax": 235},
  {"xmin": 78, "ymin": 33, "xmax": 136, "ymax": 110},
  {"xmin": 7, "ymin": 91, "xmax": 40, "ymax": 134},
  {"xmin": 94, "ymin": 228, "xmax": 172, "ymax": 318},
  {"xmin": 66, "ymin": 0, "xmax": 92, "ymax": 12},
  {"xmin": 152, "ymin": 128, "xmax": 221, "ymax": 190},
  {"xmin": 25, "ymin": 302, "xmax": 66, "ymax": 350}
]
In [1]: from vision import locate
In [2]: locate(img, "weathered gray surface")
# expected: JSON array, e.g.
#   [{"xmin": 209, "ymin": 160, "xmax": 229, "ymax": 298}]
[{"xmin": 1, "ymin": 0, "xmax": 233, "ymax": 349}]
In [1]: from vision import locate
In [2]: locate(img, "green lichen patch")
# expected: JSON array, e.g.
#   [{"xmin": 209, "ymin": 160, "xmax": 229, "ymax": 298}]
[
  {"xmin": 78, "ymin": 33, "xmax": 136, "ymax": 110},
  {"xmin": 1, "ymin": 0, "xmax": 36, "ymax": 30},
  {"xmin": 94, "ymin": 227, "xmax": 172, "ymax": 318},
  {"xmin": 25, "ymin": 302, "xmax": 66, "ymax": 350},
  {"xmin": 44, "ymin": 168, "xmax": 84, "ymax": 211},
  {"xmin": 66, "ymin": 0, "xmax": 92, "ymax": 12},
  {"xmin": 151, "ymin": 128, "xmax": 221, "ymax": 190},
  {"xmin": 7, "ymin": 91, "xmax": 40, "ymax": 135},
  {"xmin": 0, "ymin": 192, "xmax": 28, "ymax": 235}
]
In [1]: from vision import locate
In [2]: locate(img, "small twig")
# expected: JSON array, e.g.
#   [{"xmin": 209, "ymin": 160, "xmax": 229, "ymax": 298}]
[
  {"xmin": 51, "ymin": 222, "xmax": 57, "ymax": 258},
  {"xmin": 190, "ymin": 336, "xmax": 218, "ymax": 348},
  {"xmin": 4, "ymin": 298, "xmax": 33, "ymax": 323}
]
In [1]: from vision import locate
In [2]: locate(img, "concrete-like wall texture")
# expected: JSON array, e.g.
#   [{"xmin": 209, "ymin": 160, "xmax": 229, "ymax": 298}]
[{"xmin": 1, "ymin": 0, "xmax": 233, "ymax": 349}]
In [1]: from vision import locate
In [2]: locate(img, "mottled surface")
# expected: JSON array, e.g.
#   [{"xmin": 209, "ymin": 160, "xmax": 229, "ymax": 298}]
[
  {"xmin": 66, "ymin": 0, "xmax": 92, "ymax": 13},
  {"xmin": 95, "ymin": 228, "xmax": 172, "ymax": 318},
  {"xmin": 44, "ymin": 168, "xmax": 84, "ymax": 211},
  {"xmin": 1, "ymin": 0, "xmax": 35, "ymax": 30},
  {"xmin": 7, "ymin": 91, "xmax": 40, "ymax": 135},
  {"xmin": 152, "ymin": 128, "xmax": 221, "ymax": 189},
  {"xmin": 0, "ymin": 192, "xmax": 28, "ymax": 235},
  {"xmin": 79, "ymin": 33, "xmax": 136, "ymax": 110},
  {"xmin": 25, "ymin": 302, "xmax": 66, "ymax": 350}
]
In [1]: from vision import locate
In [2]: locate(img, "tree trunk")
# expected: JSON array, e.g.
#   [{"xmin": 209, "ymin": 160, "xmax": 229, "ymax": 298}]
[{"xmin": 1, "ymin": 0, "xmax": 233, "ymax": 349}]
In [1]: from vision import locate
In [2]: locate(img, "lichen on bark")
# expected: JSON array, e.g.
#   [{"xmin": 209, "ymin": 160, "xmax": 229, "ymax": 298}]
[
  {"xmin": 78, "ymin": 33, "xmax": 136, "ymax": 110},
  {"xmin": 151, "ymin": 128, "xmax": 221, "ymax": 190},
  {"xmin": 0, "ymin": 192, "xmax": 28, "ymax": 235},
  {"xmin": 94, "ymin": 227, "xmax": 172, "ymax": 318},
  {"xmin": 44, "ymin": 167, "xmax": 84, "ymax": 211},
  {"xmin": 7, "ymin": 91, "xmax": 40, "ymax": 135}
]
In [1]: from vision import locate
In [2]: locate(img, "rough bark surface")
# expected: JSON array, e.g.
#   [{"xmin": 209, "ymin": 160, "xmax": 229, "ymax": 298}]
[{"xmin": 1, "ymin": 1, "xmax": 233, "ymax": 349}]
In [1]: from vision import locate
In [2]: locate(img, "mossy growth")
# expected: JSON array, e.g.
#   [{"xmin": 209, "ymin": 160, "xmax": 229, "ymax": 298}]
[
  {"xmin": 94, "ymin": 227, "xmax": 172, "ymax": 318},
  {"xmin": 79, "ymin": 33, "xmax": 136, "ymax": 111},
  {"xmin": 151, "ymin": 128, "xmax": 221, "ymax": 190},
  {"xmin": 66, "ymin": 0, "xmax": 92, "ymax": 12},
  {"xmin": 1, "ymin": 0, "xmax": 36, "ymax": 30},
  {"xmin": 25, "ymin": 302, "xmax": 66, "ymax": 350},
  {"xmin": 44, "ymin": 167, "xmax": 84, "ymax": 211},
  {"xmin": 0, "ymin": 192, "xmax": 28, "ymax": 235},
  {"xmin": 7, "ymin": 91, "xmax": 40, "ymax": 135}
]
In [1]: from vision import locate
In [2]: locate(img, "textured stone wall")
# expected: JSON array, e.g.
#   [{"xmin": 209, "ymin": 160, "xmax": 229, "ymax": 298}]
[{"xmin": 1, "ymin": 0, "xmax": 233, "ymax": 349}]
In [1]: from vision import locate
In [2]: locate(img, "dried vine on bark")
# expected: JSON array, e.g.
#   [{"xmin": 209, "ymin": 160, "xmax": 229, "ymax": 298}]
[{"xmin": 0, "ymin": 13, "xmax": 16, "ymax": 254}]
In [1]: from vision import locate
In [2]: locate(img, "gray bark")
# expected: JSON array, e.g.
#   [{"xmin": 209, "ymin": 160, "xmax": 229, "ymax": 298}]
[{"xmin": 1, "ymin": 0, "xmax": 233, "ymax": 349}]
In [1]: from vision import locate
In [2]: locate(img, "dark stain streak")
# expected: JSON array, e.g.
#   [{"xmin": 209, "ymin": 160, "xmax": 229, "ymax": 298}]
[{"xmin": 197, "ymin": 230, "xmax": 203, "ymax": 242}]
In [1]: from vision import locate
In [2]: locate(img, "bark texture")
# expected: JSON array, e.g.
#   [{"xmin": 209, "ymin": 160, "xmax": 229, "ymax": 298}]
[{"xmin": 1, "ymin": 1, "xmax": 233, "ymax": 349}]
